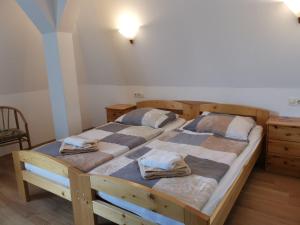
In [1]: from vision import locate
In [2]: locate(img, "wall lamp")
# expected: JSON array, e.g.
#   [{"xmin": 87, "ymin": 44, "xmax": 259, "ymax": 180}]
[
  {"xmin": 283, "ymin": 0, "xmax": 300, "ymax": 23},
  {"xmin": 117, "ymin": 13, "xmax": 140, "ymax": 44}
]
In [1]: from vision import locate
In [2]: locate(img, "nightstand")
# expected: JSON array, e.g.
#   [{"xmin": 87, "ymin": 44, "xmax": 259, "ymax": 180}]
[
  {"xmin": 106, "ymin": 104, "xmax": 136, "ymax": 123},
  {"xmin": 266, "ymin": 117, "xmax": 300, "ymax": 177}
]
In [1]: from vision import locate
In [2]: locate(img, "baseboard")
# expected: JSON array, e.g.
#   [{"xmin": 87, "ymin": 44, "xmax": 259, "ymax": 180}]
[{"xmin": 82, "ymin": 126, "xmax": 94, "ymax": 132}]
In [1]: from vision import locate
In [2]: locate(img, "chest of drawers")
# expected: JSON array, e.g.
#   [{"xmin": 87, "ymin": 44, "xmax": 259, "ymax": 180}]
[{"xmin": 266, "ymin": 117, "xmax": 300, "ymax": 177}]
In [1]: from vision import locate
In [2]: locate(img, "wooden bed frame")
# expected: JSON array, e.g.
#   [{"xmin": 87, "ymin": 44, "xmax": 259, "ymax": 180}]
[
  {"xmin": 76, "ymin": 103, "xmax": 269, "ymax": 225},
  {"xmin": 12, "ymin": 100, "xmax": 194, "ymax": 225},
  {"xmin": 12, "ymin": 151, "xmax": 83, "ymax": 224}
]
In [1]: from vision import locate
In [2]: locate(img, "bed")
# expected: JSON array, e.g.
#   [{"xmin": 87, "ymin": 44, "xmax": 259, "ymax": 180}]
[
  {"xmin": 77, "ymin": 103, "xmax": 269, "ymax": 225},
  {"xmin": 12, "ymin": 100, "xmax": 193, "ymax": 225}
]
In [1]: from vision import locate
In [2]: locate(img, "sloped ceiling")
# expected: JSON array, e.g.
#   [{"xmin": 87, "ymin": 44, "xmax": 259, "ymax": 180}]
[
  {"xmin": 0, "ymin": 0, "xmax": 48, "ymax": 94},
  {"xmin": 1, "ymin": 0, "xmax": 300, "ymax": 95},
  {"xmin": 76, "ymin": 0, "xmax": 300, "ymax": 88}
]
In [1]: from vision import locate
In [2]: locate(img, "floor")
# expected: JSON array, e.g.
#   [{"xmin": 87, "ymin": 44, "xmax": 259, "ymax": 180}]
[{"xmin": 0, "ymin": 154, "xmax": 299, "ymax": 225}]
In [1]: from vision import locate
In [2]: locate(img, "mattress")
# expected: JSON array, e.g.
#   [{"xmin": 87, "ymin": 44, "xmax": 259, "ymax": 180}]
[
  {"xmin": 97, "ymin": 125, "xmax": 263, "ymax": 225},
  {"xmin": 24, "ymin": 118, "xmax": 186, "ymax": 187}
]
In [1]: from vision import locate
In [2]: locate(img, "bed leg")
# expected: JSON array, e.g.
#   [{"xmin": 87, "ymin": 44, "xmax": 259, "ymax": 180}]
[
  {"xmin": 12, "ymin": 151, "xmax": 30, "ymax": 202},
  {"xmin": 78, "ymin": 174, "xmax": 97, "ymax": 225},
  {"xmin": 184, "ymin": 205, "xmax": 210, "ymax": 225},
  {"xmin": 69, "ymin": 168, "xmax": 83, "ymax": 225}
]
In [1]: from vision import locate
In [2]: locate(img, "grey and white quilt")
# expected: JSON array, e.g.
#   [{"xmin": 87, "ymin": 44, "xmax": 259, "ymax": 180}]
[
  {"xmin": 33, "ymin": 122, "xmax": 163, "ymax": 172},
  {"xmin": 90, "ymin": 129, "xmax": 248, "ymax": 209}
]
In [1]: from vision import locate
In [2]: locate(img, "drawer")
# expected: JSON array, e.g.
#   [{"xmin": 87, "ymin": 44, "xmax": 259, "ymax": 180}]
[
  {"xmin": 107, "ymin": 111, "xmax": 122, "ymax": 122},
  {"xmin": 268, "ymin": 140, "xmax": 300, "ymax": 157},
  {"xmin": 268, "ymin": 125, "xmax": 300, "ymax": 142},
  {"xmin": 266, "ymin": 155, "xmax": 300, "ymax": 177}
]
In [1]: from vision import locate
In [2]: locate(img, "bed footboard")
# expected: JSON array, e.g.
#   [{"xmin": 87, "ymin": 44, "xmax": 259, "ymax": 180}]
[
  {"xmin": 13, "ymin": 151, "xmax": 72, "ymax": 200},
  {"xmin": 12, "ymin": 150, "xmax": 83, "ymax": 225}
]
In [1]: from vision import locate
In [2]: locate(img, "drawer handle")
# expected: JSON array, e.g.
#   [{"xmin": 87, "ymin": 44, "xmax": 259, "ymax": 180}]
[
  {"xmin": 283, "ymin": 161, "xmax": 288, "ymax": 165},
  {"xmin": 285, "ymin": 133, "xmax": 292, "ymax": 137},
  {"xmin": 284, "ymin": 147, "xmax": 289, "ymax": 151},
  {"xmin": 274, "ymin": 125, "xmax": 278, "ymax": 129}
]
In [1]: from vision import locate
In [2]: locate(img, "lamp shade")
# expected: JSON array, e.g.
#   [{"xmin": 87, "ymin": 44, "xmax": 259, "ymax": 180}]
[
  {"xmin": 117, "ymin": 13, "xmax": 140, "ymax": 40},
  {"xmin": 283, "ymin": 0, "xmax": 300, "ymax": 17}
]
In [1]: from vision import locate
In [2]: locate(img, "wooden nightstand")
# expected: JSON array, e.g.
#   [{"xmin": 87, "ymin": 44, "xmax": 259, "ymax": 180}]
[
  {"xmin": 106, "ymin": 104, "xmax": 136, "ymax": 122},
  {"xmin": 266, "ymin": 117, "xmax": 300, "ymax": 177}
]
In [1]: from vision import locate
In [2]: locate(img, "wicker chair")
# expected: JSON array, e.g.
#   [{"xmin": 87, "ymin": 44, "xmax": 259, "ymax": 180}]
[{"xmin": 0, "ymin": 106, "xmax": 31, "ymax": 150}]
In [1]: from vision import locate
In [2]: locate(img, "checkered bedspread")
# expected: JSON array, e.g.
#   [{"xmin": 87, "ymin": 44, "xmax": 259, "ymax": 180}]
[
  {"xmin": 33, "ymin": 122, "xmax": 163, "ymax": 172},
  {"xmin": 90, "ymin": 129, "xmax": 248, "ymax": 209}
]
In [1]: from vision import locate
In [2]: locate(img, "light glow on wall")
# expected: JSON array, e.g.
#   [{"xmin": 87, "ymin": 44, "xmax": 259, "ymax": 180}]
[
  {"xmin": 283, "ymin": 0, "xmax": 300, "ymax": 16},
  {"xmin": 117, "ymin": 13, "xmax": 140, "ymax": 43}
]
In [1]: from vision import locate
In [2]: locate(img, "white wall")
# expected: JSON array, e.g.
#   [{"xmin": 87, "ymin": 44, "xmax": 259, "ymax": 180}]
[
  {"xmin": 79, "ymin": 85, "xmax": 134, "ymax": 127},
  {"xmin": 77, "ymin": 0, "xmax": 300, "ymax": 88},
  {"xmin": 0, "ymin": 0, "xmax": 48, "ymax": 95},
  {"xmin": 127, "ymin": 86, "xmax": 300, "ymax": 117},
  {"xmin": 82, "ymin": 85, "xmax": 300, "ymax": 128},
  {"xmin": 0, "ymin": 90, "xmax": 55, "ymax": 156},
  {"xmin": 0, "ymin": 0, "xmax": 87, "ymax": 155},
  {"xmin": 0, "ymin": 1, "xmax": 54, "ymax": 155},
  {"xmin": 76, "ymin": 0, "xmax": 300, "ymax": 120}
]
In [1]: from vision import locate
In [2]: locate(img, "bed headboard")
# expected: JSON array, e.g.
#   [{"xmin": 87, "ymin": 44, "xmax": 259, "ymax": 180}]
[
  {"xmin": 197, "ymin": 103, "xmax": 270, "ymax": 127},
  {"xmin": 136, "ymin": 100, "xmax": 196, "ymax": 120}
]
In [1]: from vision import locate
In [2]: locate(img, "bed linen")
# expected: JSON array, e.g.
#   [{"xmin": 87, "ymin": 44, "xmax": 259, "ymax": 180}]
[
  {"xmin": 91, "ymin": 129, "xmax": 249, "ymax": 208},
  {"xmin": 29, "ymin": 122, "xmax": 163, "ymax": 172},
  {"xmin": 202, "ymin": 125, "xmax": 262, "ymax": 214},
  {"xmin": 25, "ymin": 118, "xmax": 186, "ymax": 177},
  {"xmin": 116, "ymin": 108, "xmax": 178, "ymax": 128},
  {"xmin": 182, "ymin": 113, "xmax": 255, "ymax": 141},
  {"xmin": 91, "ymin": 126, "xmax": 263, "ymax": 225}
]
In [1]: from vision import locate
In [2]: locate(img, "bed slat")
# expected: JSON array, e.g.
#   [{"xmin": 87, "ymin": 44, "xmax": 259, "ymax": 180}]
[
  {"xmin": 93, "ymin": 200, "xmax": 156, "ymax": 225},
  {"xmin": 22, "ymin": 170, "xmax": 71, "ymax": 200},
  {"xmin": 90, "ymin": 175, "xmax": 187, "ymax": 222}
]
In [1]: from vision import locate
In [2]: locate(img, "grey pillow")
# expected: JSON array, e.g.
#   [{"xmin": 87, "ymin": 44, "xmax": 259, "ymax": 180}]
[
  {"xmin": 183, "ymin": 113, "xmax": 255, "ymax": 141},
  {"xmin": 116, "ymin": 108, "xmax": 178, "ymax": 128}
]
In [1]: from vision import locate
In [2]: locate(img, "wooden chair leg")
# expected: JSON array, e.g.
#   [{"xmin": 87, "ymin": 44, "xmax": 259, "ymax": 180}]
[
  {"xmin": 12, "ymin": 151, "xmax": 30, "ymax": 202},
  {"xmin": 27, "ymin": 137, "xmax": 32, "ymax": 150},
  {"xmin": 18, "ymin": 139, "xmax": 23, "ymax": 150}
]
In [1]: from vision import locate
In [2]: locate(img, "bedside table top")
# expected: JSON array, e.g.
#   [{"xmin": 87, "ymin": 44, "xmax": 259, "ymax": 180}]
[
  {"xmin": 106, "ymin": 104, "xmax": 136, "ymax": 110},
  {"xmin": 267, "ymin": 116, "xmax": 300, "ymax": 127}
]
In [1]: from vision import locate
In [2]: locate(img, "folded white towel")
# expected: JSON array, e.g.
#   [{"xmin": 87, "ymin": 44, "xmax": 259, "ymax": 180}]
[
  {"xmin": 63, "ymin": 136, "xmax": 98, "ymax": 148},
  {"xmin": 139, "ymin": 149, "xmax": 183, "ymax": 170}
]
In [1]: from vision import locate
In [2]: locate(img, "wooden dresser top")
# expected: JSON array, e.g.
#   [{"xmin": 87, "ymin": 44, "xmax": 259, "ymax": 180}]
[{"xmin": 267, "ymin": 116, "xmax": 300, "ymax": 127}]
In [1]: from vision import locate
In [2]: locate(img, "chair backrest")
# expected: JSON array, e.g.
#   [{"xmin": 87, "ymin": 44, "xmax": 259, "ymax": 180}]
[{"xmin": 0, "ymin": 106, "xmax": 27, "ymax": 131}]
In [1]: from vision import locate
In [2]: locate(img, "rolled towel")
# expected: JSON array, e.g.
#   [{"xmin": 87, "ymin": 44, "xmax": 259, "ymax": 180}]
[
  {"xmin": 139, "ymin": 149, "xmax": 183, "ymax": 170},
  {"xmin": 64, "ymin": 136, "xmax": 98, "ymax": 148}
]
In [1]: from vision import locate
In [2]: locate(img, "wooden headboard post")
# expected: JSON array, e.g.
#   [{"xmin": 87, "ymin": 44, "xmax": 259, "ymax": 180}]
[
  {"xmin": 135, "ymin": 100, "xmax": 270, "ymax": 128},
  {"xmin": 136, "ymin": 100, "xmax": 197, "ymax": 120}
]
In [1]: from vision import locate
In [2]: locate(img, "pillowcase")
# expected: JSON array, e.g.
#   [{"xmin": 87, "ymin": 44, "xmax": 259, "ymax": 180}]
[
  {"xmin": 116, "ymin": 108, "xmax": 178, "ymax": 129},
  {"xmin": 182, "ymin": 113, "xmax": 256, "ymax": 141}
]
